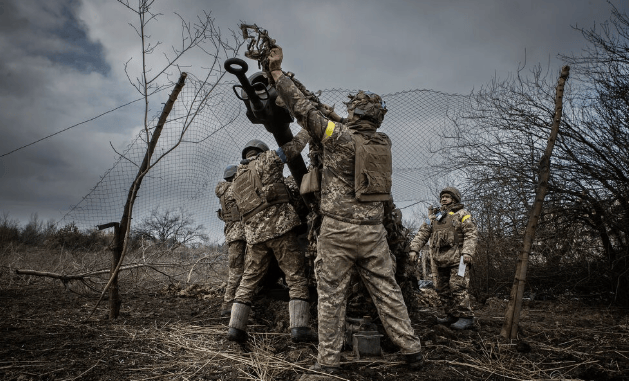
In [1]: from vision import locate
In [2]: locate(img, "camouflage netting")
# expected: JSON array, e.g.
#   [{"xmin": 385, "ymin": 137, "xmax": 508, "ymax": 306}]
[{"xmin": 60, "ymin": 77, "xmax": 471, "ymax": 243}]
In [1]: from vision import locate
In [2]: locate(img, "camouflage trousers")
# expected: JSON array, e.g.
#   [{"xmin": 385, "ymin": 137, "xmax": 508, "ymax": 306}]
[
  {"xmin": 234, "ymin": 229, "xmax": 309, "ymax": 304},
  {"xmin": 434, "ymin": 265, "xmax": 473, "ymax": 318},
  {"xmin": 223, "ymin": 240, "xmax": 246, "ymax": 304},
  {"xmin": 315, "ymin": 217, "xmax": 421, "ymax": 367}
]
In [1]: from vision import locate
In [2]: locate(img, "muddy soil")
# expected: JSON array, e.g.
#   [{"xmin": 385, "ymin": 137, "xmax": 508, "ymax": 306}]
[{"xmin": 1, "ymin": 275, "xmax": 628, "ymax": 381}]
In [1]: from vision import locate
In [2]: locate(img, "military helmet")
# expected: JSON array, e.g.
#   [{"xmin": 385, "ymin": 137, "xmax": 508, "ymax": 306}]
[
  {"xmin": 345, "ymin": 90, "xmax": 388, "ymax": 125},
  {"xmin": 440, "ymin": 187, "xmax": 461, "ymax": 203},
  {"xmin": 241, "ymin": 139, "xmax": 270, "ymax": 159},
  {"xmin": 223, "ymin": 164, "xmax": 238, "ymax": 180}
]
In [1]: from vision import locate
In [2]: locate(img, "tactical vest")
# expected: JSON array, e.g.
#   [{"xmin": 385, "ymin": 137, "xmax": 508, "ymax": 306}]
[
  {"xmin": 430, "ymin": 212, "xmax": 464, "ymax": 249},
  {"xmin": 353, "ymin": 132, "xmax": 392, "ymax": 202},
  {"xmin": 232, "ymin": 163, "xmax": 290, "ymax": 221},
  {"xmin": 218, "ymin": 188, "xmax": 241, "ymax": 223}
]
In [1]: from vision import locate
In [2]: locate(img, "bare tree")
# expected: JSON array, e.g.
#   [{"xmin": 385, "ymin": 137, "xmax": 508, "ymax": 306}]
[
  {"xmin": 557, "ymin": 4, "xmax": 629, "ymax": 305},
  {"xmin": 439, "ymin": 6, "xmax": 629, "ymax": 307},
  {"xmin": 133, "ymin": 207, "xmax": 208, "ymax": 248},
  {"xmin": 437, "ymin": 65, "xmax": 569, "ymax": 291},
  {"xmin": 92, "ymin": 1, "xmax": 242, "ymax": 319}
]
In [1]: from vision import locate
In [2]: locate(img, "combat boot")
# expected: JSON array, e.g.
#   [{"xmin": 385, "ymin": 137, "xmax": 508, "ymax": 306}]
[
  {"xmin": 436, "ymin": 314, "xmax": 457, "ymax": 325},
  {"xmin": 450, "ymin": 317, "xmax": 474, "ymax": 330},
  {"xmin": 309, "ymin": 362, "xmax": 339, "ymax": 374},
  {"xmin": 220, "ymin": 301, "xmax": 233, "ymax": 317},
  {"xmin": 227, "ymin": 302, "xmax": 250, "ymax": 342},
  {"xmin": 403, "ymin": 352, "xmax": 424, "ymax": 369},
  {"xmin": 289, "ymin": 299, "xmax": 318, "ymax": 343}
]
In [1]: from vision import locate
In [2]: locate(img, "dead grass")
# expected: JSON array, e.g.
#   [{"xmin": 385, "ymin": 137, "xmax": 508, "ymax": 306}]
[{"xmin": 1, "ymin": 245, "xmax": 628, "ymax": 381}]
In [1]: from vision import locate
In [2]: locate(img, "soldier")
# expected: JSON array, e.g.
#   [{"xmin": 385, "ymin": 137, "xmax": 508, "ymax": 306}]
[
  {"xmin": 408, "ymin": 187, "xmax": 479, "ymax": 330},
  {"xmin": 216, "ymin": 164, "xmax": 246, "ymax": 317},
  {"xmin": 268, "ymin": 48, "xmax": 423, "ymax": 373},
  {"xmin": 227, "ymin": 131, "xmax": 318, "ymax": 343}
]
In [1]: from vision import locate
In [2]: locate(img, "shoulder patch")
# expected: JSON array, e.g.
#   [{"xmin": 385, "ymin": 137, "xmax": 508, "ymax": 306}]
[
  {"xmin": 462, "ymin": 215, "xmax": 471, "ymax": 222},
  {"xmin": 324, "ymin": 121, "xmax": 335, "ymax": 139}
]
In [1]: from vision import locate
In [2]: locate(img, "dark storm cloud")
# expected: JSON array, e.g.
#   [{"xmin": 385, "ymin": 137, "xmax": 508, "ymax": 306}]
[
  {"xmin": 0, "ymin": 0, "xmax": 28, "ymax": 32},
  {"xmin": 1, "ymin": 0, "xmax": 628, "ymax": 228},
  {"xmin": 0, "ymin": 0, "xmax": 130, "ymax": 223},
  {"xmin": 0, "ymin": 0, "xmax": 109, "ymax": 97},
  {"xmin": 48, "ymin": 4, "xmax": 110, "ymax": 75},
  {"xmin": 219, "ymin": 0, "xmax": 623, "ymax": 94}
]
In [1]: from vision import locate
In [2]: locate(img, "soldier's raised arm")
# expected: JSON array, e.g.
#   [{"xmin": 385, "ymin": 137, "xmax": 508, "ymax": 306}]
[
  {"xmin": 268, "ymin": 48, "xmax": 330, "ymax": 142},
  {"xmin": 277, "ymin": 128, "xmax": 311, "ymax": 162}
]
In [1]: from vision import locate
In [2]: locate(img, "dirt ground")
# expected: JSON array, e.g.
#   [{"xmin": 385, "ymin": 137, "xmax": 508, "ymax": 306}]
[{"xmin": 1, "ymin": 274, "xmax": 629, "ymax": 381}]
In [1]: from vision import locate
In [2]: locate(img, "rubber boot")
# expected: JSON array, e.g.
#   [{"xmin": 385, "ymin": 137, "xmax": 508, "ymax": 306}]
[
  {"xmin": 220, "ymin": 301, "xmax": 233, "ymax": 317},
  {"xmin": 289, "ymin": 299, "xmax": 318, "ymax": 343},
  {"xmin": 227, "ymin": 302, "xmax": 250, "ymax": 342},
  {"xmin": 436, "ymin": 314, "xmax": 457, "ymax": 325},
  {"xmin": 403, "ymin": 352, "xmax": 424, "ymax": 369},
  {"xmin": 450, "ymin": 317, "xmax": 474, "ymax": 330}
]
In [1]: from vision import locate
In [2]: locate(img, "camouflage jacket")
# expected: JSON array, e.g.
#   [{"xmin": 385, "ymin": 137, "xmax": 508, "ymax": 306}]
[
  {"xmin": 215, "ymin": 181, "xmax": 245, "ymax": 244},
  {"xmin": 275, "ymin": 75, "xmax": 385, "ymax": 225},
  {"xmin": 409, "ymin": 203, "xmax": 478, "ymax": 267},
  {"xmin": 284, "ymin": 175, "xmax": 309, "ymax": 219},
  {"xmin": 234, "ymin": 129, "xmax": 310, "ymax": 244}
]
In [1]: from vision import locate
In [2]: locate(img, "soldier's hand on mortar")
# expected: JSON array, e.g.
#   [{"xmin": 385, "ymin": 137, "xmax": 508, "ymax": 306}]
[
  {"xmin": 408, "ymin": 251, "xmax": 418, "ymax": 262},
  {"xmin": 463, "ymin": 254, "xmax": 472, "ymax": 264},
  {"xmin": 268, "ymin": 47, "xmax": 283, "ymax": 71}
]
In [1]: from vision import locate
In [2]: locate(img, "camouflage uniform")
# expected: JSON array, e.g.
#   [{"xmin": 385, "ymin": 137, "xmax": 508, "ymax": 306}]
[
  {"xmin": 409, "ymin": 199, "xmax": 478, "ymax": 318},
  {"xmin": 215, "ymin": 181, "xmax": 246, "ymax": 307},
  {"xmin": 233, "ymin": 130, "xmax": 311, "ymax": 304},
  {"xmin": 275, "ymin": 75, "xmax": 422, "ymax": 368}
]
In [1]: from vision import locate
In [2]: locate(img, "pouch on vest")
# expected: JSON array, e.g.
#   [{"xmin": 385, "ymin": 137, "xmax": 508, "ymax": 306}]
[
  {"xmin": 218, "ymin": 192, "xmax": 238, "ymax": 222},
  {"xmin": 240, "ymin": 182, "xmax": 291, "ymax": 222},
  {"xmin": 430, "ymin": 213, "xmax": 463, "ymax": 248},
  {"xmin": 232, "ymin": 165, "xmax": 264, "ymax": 216},
  {"xmin": 431, "ymin": 229, "xmax": 456, "ymax": 248},
  {"xmin": 220, "ymin": 205, "xmax": 241, "ymax": 223},
  {"xmin": 266, "ymin": 182, "xmax": 290, "ymax": 203},
  {"xmin": 354, "ymin": 133, "xmax": 392, "ymax": 202},
  {"xmin": 229, "ymin": 206, "xmax": 241, "ymax": 222},
  {"xmin": 300, "ymin": 167, "xmax": 321, "ymax": 195}
]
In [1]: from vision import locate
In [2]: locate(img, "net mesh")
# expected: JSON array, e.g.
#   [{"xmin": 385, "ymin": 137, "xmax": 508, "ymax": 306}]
[{"xmin": 60, "ymin": 77, "xmax": 471, "ymax": 242}]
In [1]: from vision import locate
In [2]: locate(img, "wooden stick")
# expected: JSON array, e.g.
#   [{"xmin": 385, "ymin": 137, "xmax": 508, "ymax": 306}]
[
  {"xmin": 501, "ymin": 66, "xmax": 570, "ymax": 339},
  {"xmin": 15, "ymin": 263, "xmax": 176, "ymax": 282},
  {"xmin": 87, "ymin": 72, "xmax": 188, "ymax": 321}
]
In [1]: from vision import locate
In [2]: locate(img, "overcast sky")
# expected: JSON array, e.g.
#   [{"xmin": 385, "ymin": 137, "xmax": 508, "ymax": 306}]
[{"xmin": 0, "ymin": 0, "xmax": 626, "ymax": 227}]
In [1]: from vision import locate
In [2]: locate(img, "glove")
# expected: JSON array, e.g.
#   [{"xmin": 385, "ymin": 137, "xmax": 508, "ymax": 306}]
[
  {"xmin": 463, "ymin": 254, "xmax": 472, "ymax": 264},
  {"xmin": 268, "ymin": 47, "xmax": 283, "ymax": 72},
  {"xmin": 408, "ymin": 251, "xmax": 418, "ymax": 262}
]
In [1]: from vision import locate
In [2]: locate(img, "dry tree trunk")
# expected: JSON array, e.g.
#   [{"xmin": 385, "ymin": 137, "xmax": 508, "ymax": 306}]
[
  {"xmin": 15, "ymin": 263, "xmax": 156, "ymax": 282},
  {"xmin": 501, "ymin": 66, "xmax": 570, "ymax": 339},
  {"xmin": 90, "ymin": 73, "xmax": 188, "ymax": 320}
]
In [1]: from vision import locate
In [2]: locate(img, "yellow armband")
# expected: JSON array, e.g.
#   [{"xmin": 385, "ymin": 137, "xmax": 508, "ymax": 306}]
[{"xmin": 324, "ymin": 121, "xmax": 335, "ymax": 139}]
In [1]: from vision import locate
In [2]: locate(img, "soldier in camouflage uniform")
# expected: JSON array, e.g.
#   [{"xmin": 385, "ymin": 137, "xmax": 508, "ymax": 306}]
[
  {"xmin": 216, "ymin": 165, "xmax": 247, "ymax": 317},
  {"xmin": 268, "ymin": 48, "xmax": 423, "ymax": 372},
  {"xmin": 409, "ymin": 187, "xmax": 478, "ymax": 330},
  {"xmin": 227, "ymin": 130, "xmax": 318, "ymax": 343}
]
